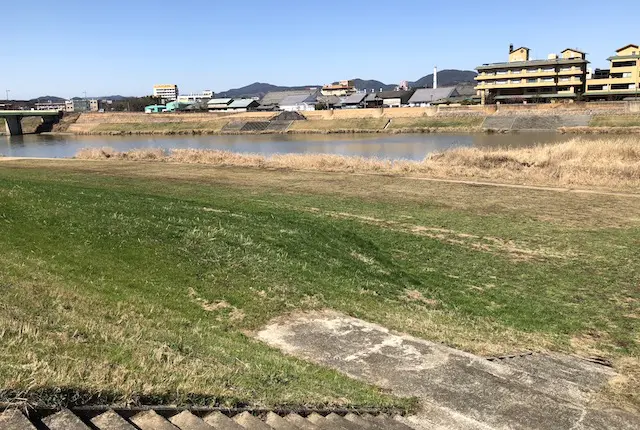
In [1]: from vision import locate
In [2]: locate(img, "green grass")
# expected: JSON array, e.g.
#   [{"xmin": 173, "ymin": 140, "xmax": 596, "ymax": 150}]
[
  {"xmin": 288, "ymin": 119, "xmax": 389, "ymax": 131},
  {"xmin": 92, "ymin": 120, "xmax": 229, "ymax": 133},
  {"xmin": 590, "ymin": 115, "xmax": 640, "ymax": 127},
  {"xmin": 0, "ymin": 160, "xmax": 638, "ymax": 409},
  {"xmin": 388, "ymin": 116, "xmax": 484, "ymax": 129}
]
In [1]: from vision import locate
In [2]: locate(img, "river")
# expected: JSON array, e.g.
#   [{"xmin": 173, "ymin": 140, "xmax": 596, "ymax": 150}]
[{"xmin": 1, "ymin": 132, "xmax": 599, "ymax": 160}]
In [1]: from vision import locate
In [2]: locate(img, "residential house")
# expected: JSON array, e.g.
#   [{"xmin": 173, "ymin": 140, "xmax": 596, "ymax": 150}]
[
  {"xmin": 341, "ymin": 93, "xmax": 367, "ymax": 109},
  {"xmin": 279, "ymin": 94, "xmax": 319, "ymax": 112},
  {"xmin": 408, "ymin": 87, "xmax": 460, "ymax": 107},
  {"xmin": 259, "ymin": 89, "xmax": 318, "ymax": 110},
  {"xmin": 475, "ymin": 45, "xmax": 588, "ymax": 104},
  {"xmin": 363, "ymin": 90, "xmax": 414, "ymax": 108},
  {"xmin": 207, "ymin": 98, "xmax": 234, "ymax": 111},
  {"xmin": 584, "ymin": 44, "xmax": 640, "ymax": 100},
  {"xmin": 226, "ymin": 99, "xmax": 260, "ymax": 112},
  {"xmin": 317, "ymin": 95, "xmax": 342, "ymax": 109}
]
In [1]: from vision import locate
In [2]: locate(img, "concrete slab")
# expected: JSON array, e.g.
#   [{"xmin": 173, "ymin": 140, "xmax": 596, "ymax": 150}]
[
  {"xmin": 169, "ymin": 410, "xmax": 214, "ymax": 429},
  {"xmin": 91, "ymin": 409, "xmax": 136, "ymax": 430},
  {"xmin": 42, "ymin": 409, "xmax": 90, "ymax": 429},
  {"xmin": 130, "ymin": 410, "xmax": 179, "ymax": 430},
  {"xmin": 257, "ymin": 310, "xmax": 640, "ymax": 430},
  {"xmin": 0, "ymin": 409, "xmax": 37, "ymax": 430}
]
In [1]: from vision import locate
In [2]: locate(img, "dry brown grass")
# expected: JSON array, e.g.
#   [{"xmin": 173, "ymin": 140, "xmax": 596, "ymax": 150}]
[{"xmin": 75, "ymin": 137, "xmax": 640, "ymax": 190}]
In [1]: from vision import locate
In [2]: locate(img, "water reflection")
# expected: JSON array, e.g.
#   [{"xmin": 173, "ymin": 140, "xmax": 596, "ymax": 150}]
[{"xmin": 1, "ymin": 132, "xmax": 598, "ymax": 161}]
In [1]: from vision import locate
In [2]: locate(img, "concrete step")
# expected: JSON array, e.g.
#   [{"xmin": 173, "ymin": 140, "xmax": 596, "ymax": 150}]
[
  {"xmin": 307, "ymin": 412, "xmax": 349, "ymax": 429},
  {"xmin": 91, "ymin": 409, "xmax": 136, "ymax": 430},
  {"xmin": 284, "ymin": 413, "xmax": 322, "ymax": 429},
  {"xmin": 344, "ymin": 413, "xmax": 378, "ymax": 429},
  {"xmin": 42, "ymin": 409, "xmax": 91, "ymax": 430},
  {"xmin": 169, "ymin": 410, "xmax": 214, "ymax": 429},
  {"xmin": 265, "ymin": 411, "xmax": 300, "ymax": 429},
  {"xmin": 203, "ymin": 412, "xmax": 245, "ymax": 429},
  {"xmin": 130, "ymin": 410, "xmax": 179, "ymax": 430},
  {"xmin": 0, "ymin": 407, "xmax": 418, "ymax": 430},
  {"xmin": 0, "ymin": 409, "xmax": 37, "ymax": 430},
  {"xmin": 233, "ymin": 411, "xmax": 272, "ymax": 429}
]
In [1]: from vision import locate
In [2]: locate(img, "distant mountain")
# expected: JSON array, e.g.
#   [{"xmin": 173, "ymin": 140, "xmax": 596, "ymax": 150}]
[
  {"xmin": 410, "ymin": 70, "xmax": 478, "ymax": 88},
  {"xmin": 216, "ymin": 70, "xmax": 477, "ymax": 99},
  {"xmin": 31, "ymin": 95, "xmax": 129, "ymax": 102},
  {"xmin": 30, "ymin": 96, "xmax": 66, "ymax": 103},
  {"xmin": 217, "ymin": 82, "xmax": 321, "ymax": 99},
  {"xmin": 352, "ymin": 79, "xmax": 395, "ymax": 91}
]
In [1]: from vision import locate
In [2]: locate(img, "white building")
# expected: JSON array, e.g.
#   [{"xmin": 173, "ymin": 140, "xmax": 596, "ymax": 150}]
[
  {"xmin": 177, "ymin": 90, "xmax": 214, "ymax": 103},
  {"xmin": 153, "ymin": 84, "xmax": 179, "ymax": 101},
  {"xmin": 35, "ymin": 101, "xmax": 66, "ymax": 111},
  {"xmin": 279, "ymin": 94, "xmax": 318, "ymax": 112}
]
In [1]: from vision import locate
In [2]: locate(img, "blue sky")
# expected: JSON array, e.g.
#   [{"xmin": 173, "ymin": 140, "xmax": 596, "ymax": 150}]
[{"xmin": 3, "ymin": 0, "xmax": 639, "ymax": 99}]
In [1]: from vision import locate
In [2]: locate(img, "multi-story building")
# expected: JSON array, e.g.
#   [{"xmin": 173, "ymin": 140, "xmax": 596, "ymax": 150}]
[
  {"xmin": 35, "ymin": 101, "xmax": 66, "ymax": 111},
  {"xmin": 584, "ymin": 44, "xmax": 640, "ymax": 100},
  {"xmin": 65, "ymin": 99, "xmax": 91, "ymax": 113},
  {"xmin": 177, "ymin": 90, "xmax": 214, "ymax": 103},
  {"xmin": 153, "ymin": 84, "xmax": 179, "ymax": 101},
  {"xmin": 321, "ymin": 80, "xmax": 356, "ymax": 97},
  {"xmin": 475, "ymin": 45, "xmax": 588, "ymax": 104}
]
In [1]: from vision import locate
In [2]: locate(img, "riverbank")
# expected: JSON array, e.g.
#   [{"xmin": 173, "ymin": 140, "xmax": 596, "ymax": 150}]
[
  {"xmin": 75, "ymin": 137, "xmax": 640, "ymax": 190},
  {"xmin": 0, "ymin": 159, "xmax": 638, "ymax": 409},
  {"xmin": 52, "ymin": 107, "xmax": 640, "ymax": 136}
]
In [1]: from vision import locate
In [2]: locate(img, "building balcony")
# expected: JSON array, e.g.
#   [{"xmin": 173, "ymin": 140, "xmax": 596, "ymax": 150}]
[
  {"xmin": 586, "ymin": 77, "xmax": 637, "ymax": 87},
  {"xmin": 476, "ymin": 80, "xmax": 558, "ymax": 90},
  {"xmin": 476, "ymin": 69, "xmax": 559, "ymax": 80},
  {"xmin": 557, "ymin": 68, "xmax": 584, "ymax": 76}
]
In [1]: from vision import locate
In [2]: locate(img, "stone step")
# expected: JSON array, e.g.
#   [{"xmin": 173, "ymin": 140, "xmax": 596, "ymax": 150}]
[
  {"xmin": 233, "ymin": 411, "xmax": 272, "ymax": 429},
  {"xmin": 0, "ymin": 409, "xmax": 37, "ymax": 430},
  {"xmin": 169, "ymin": 410, "xmax": 214, "ymax": 429},
  {"xmin": 0, "ymin": 407, "xmax": 416, "ymax": 430},
  {"xmin": 264, "ymin": 411, "xmax": 299, "ymax": 429},
  {"xmin": 130, "ymin": 410, "xmax": 179, "ymax": 430},
  {"xmin": 284, "ymin": 413, "xmax": 322, "ymax": 429},
  {"xmin": 42, "ymin": 409, "xmax": 91, "ymax": 430},
  {"xmin": 203, "ymin": 411, "xmax": 245, "ymax": 429},
  {"xmin": 90, "ymin": 409, "xmax": 136, "ymax": 430}
]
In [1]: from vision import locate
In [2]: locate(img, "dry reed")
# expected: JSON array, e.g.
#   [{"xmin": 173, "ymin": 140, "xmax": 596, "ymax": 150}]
[{"xmin": 75, "ymin": 137, "xmax": 640, "ymax": 189}]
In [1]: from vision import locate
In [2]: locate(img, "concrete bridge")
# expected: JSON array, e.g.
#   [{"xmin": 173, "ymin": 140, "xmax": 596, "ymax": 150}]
[{"xmin": 1, "ymin": 110, "xmax": 61, "ymax": 136}]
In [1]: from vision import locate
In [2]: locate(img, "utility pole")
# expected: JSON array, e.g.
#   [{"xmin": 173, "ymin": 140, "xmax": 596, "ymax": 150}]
[{"xmin": 5, "ymin": 89, "xmax": 9, "ymax": 101}]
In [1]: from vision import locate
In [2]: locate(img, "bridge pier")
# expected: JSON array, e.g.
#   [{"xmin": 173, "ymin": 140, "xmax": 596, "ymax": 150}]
[{"xmin": 4, "ymin": 116, "xmax": 23, "ymax": 136}]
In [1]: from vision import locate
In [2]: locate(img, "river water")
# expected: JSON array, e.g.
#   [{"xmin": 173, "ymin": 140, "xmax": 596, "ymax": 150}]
[{"xmin": 1, "ymin": 132, "xmax": 599, "ymax": 160}]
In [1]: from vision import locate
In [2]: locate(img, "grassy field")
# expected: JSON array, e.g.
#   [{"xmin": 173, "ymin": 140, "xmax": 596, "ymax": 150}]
[
  {"xmin": 287, "ymin": 118, "xmax": 389, "ymax": 132},
  {"xmin": 590, "ymin": 115, "xmax": 640, "ymax": 127},
  {"xmin": 90, "ymin": 120, "xmax": 230, "ymax": 134},
  {"xmin": 0, "ymin": 160, "xmax": 638, "ymax": 410},
  {"xmin": 387, "ymin": 116, "xmax": 484, "ymax": 130},
  {"xmin": 77, "ymin": 137, "xmax": 640, "ymax": 190}
]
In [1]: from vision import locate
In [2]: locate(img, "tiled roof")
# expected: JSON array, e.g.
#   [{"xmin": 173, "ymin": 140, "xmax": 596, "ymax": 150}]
[{"xmin": 408, "ymin": 87, "xmax": 458, "ymax": 104}]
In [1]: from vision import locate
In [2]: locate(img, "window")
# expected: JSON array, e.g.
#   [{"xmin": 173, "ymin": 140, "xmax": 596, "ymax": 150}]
[
  {"xmin": 612, "ymin": 61, "xmax": 635, "ymax": 67},
  {"xmin": 542, "ymin": 78, "xmax": 554, "ymax": 82},
  {"xmin": 511, "ymin": 70, "xmax": 520, "ymax": 74},
  {"xmin": 527, "ymin": 78, "xmax": 537, "ymax": 83},
  {"xmin": 510, "ymin": 79, "xmax": 521, "ymax": 84}
]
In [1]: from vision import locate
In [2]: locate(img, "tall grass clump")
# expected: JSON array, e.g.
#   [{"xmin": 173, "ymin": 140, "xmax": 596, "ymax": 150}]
[{"xmin": 75, "ymin": 137, "xmax": 640, "ymax": 189}]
